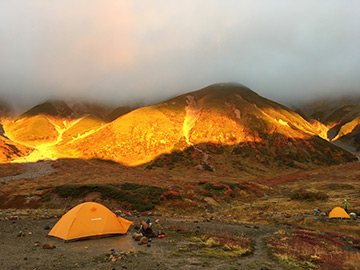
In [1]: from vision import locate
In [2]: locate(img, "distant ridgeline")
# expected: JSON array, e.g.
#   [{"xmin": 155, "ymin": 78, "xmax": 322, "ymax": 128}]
[{"xmin": 0, "ymin": 83, "xmax": 357, "ymax": 174}]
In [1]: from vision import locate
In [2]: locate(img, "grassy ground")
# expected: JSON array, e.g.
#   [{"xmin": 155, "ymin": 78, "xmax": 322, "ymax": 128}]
[{"xmin": 1, "ymin": 159, "xmax": 360, "ymax": 269}]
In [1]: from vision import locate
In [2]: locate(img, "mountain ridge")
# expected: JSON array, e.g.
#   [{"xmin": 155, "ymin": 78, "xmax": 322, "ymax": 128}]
[{"xmin": 0, "ymin": 83, "xmax": 357, "ymax": 173}]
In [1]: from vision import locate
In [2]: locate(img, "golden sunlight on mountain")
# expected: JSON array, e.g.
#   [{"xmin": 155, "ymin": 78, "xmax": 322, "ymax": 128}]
[
  {"xmin": 0, "ymin": 84, "xmax": 356, "ymax": 169},
  {"xmin": 2, "ymin": 115, "xmax": 104, "ymax": 163},
  {"xmin": 332, "ymin": 117, "xmax": 360, "ymax": 141},
  {"xmin": 309, "ymin": 119, "xmax": 330, "ymax": 141}
]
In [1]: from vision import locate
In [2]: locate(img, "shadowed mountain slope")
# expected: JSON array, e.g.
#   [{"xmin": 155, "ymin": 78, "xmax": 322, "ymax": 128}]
[{"xmin": 17, "ymin": 101, "xmax": 73, "ymax": 120}]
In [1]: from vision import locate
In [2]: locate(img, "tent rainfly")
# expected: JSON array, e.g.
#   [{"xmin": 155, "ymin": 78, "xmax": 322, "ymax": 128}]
[
  {"xmin": 48, "ymin": 202, "xmax": 133, "ymax": 241},
  {"xmin": 328, "ymin": 207, "xmax": 351, "ymax": 219}
]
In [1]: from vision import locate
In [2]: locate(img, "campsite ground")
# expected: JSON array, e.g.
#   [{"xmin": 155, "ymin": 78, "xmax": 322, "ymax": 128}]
[
  {"xmin": 1, "ymin": 159, "xmax": 360, "ymax": 269},
  {"xmin": 0, "ymin": 213, "xmax": 296, "ymax": 270},
  {"xmin": 1, "ymin": 211, "xmax": 360, "ymax": 270}
]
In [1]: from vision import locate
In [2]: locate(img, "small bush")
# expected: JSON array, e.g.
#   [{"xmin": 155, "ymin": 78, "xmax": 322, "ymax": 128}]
[
  {"xmin": 52, "ymin": 183, "xmax": 167, "ymax": 212},
  {"xmin": 223, "ymin": 182, "xmax": 244, "ymax": 190},
  {"xmin": 53, "ymin": 185, "xmax": 83, "ymax": 198},
  {"xmin": 290, "ymin": 190, "xmax": 329, "ymax": 201}
]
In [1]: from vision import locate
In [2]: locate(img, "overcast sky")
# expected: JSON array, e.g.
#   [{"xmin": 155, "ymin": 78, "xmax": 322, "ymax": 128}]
[{"xmin": 0, "ymin": 0, "xmax": 359, "ymax": 110}]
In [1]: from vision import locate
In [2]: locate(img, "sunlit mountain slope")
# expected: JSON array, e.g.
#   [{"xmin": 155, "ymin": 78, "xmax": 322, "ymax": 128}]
[
  {"xmin": 56, "ymin": 83, "xmax": 356, "ymax": 168},
  {"xmin": 0, "ymin": 136, "xmax": 33, "ymax": 162},
  {"xmin": 1, "ymin": 115, "xmax": 105, "ymax": 163},
  {"xmin": 3, "ymin": 115, "xmax": 59, "ymax": 147},
  {"xmin": 297, "ymin": 96, "xmax": 360, "ymax": 154}
]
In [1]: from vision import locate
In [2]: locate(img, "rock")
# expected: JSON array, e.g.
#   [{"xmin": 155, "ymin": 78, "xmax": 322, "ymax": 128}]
[
  {"xmin": 43, "ymin": 225, "xmax": 50, "ymax": 230},
  {"xmin": 17, "ymin": 231, "xmax": 25, "ymax": 237},
  {"xmin": 204, "ymin": 197, "xmax": 220, "ymax": 207},
  {"xmin": 133, "ymin": 232, "xmax": 143, "ymax": 241},
  {"xmin": 186, "ymin": 258, "xmax": 202, "ymax": 265},
  {"xmin": 138, "ymin": 236, "xmax": 148, "ymax": 245},
  {"xmin": 6, "ymin": 216, "xmax": 19, "ymax": 221},
  {"xmin": 43, "ymin": 243, "xmax": 56, "ymax": 249}
]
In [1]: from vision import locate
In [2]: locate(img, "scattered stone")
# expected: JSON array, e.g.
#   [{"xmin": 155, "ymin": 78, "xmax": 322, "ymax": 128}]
[
  {"xmin": 138, "ymin": 236, "xmax": 148, "ymax": 245},
  {"xmin": 186, "ymin": 258, "xmax": 202, "ymax": 265},
  {"xmin": 147, "ymin": 243, "xmax": 151, "ymax": 247},
  {"xmin": 133, "ymin": 232, "xmax": 143, "ymax": 241},
  {"xmin": 28, "ymin": 231, "xmax": 33, "ymax": 235},
  {"xmin": 284, "ymin": 214, "xmax": 292, "ymax": 218},
  {"xmin": 17, "ymin": 231, "xmax": 25, "ymax": 237},
  {"xmin": 254, "ymin": 225, "xmax": 260, "ymax": 229},
  {"xmin": 42, "ymin": 243, "xmax": 56, "ymax": 249},
  {"xmin": 34, "ymin": 241, "xmax": 41, "ymax": 247},
  {"xmin": 204, "ymin": 197, "xmax": 220, "ymax": 207},
  {"xmin": 43, "ymin": 225, "xmax": 50, "ymax": 230},
  {"xmin": 24, "ymin": 257, "xmax": 27, "ymax": 260},
  {"xmin": 6, "ymin": 216, "xmax": 19, "ymax": 221}
]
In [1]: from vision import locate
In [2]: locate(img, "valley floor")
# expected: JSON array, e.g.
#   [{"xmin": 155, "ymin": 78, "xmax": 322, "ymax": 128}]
[
  {"xmin": 1, "ymin": 159, "xmax": 360, "ymax": 269},
  {"xmin": 1, "ymin": 214, "xmax": 288, "ymax": 270}
]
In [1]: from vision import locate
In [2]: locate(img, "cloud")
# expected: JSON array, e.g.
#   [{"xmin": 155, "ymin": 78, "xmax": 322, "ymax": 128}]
[{"xmin": 0, "ymin": 0, "xmax": 359, "ymax": 109}]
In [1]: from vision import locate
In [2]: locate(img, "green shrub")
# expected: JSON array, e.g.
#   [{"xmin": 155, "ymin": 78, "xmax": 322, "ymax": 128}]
[
  {"xmin": 223, "ymin": 182, "xmax": 244, "ymax": 190},
  {"xmin": 53, "ymin": 185, "xmax": 83, "ymax": 198},
  {"xmin": 52, "ymin": 183, "xmax": 167, "ymax": 212},
  {"xmin": 290, "ymin": 190, "xmax": 329, "ymax": 201}
]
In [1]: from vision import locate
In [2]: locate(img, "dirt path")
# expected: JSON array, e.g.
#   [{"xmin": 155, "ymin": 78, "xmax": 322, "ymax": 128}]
[{"xmin": 0, "ymin": 160, "xmax": 57, "ymax": 181}]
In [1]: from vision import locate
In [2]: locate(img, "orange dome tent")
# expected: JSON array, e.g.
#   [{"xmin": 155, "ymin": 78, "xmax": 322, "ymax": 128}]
[
  {"xmin": 329, "ymin": 207, "xmax": 350, "ymax": 219},
  {"xmin": 48, "ymin": 202, "xmax": 133, "ymax": 241}
]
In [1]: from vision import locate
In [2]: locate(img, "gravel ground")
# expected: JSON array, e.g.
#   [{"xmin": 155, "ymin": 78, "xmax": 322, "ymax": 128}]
[
  {"xmin": 0, "ymin": 161, "xmax": 57, "ymax": 182},
  {"xmin": 0, "ymin": 216, "xmax": 288, "ymax": 270}
]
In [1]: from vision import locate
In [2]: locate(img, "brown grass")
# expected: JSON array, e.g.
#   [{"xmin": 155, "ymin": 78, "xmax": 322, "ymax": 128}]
[{"xmin": 268, "ymin": 229, "xmax": 360, "ymax": 270}]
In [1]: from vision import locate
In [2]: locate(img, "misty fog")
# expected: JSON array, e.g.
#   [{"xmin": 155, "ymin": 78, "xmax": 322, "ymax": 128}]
[{"xmin": 0, "ymin": 0, "xmax": 359, "ymax": 111}]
